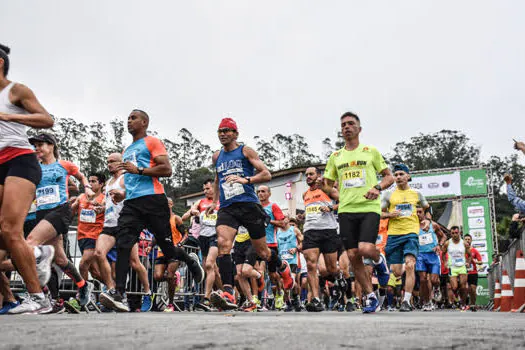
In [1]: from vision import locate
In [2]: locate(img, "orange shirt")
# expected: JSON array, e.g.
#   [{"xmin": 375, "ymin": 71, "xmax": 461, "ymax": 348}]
[
  {"xmin": 158, "ymin": 216, "xmax": 183, "ymax": 257},
  {"xmin": 376, "ymin": 218, "xmax": 389, "ymax": 255},
  {"xmin": 77, "ymin": 193, "xmax": 105, "ymax": 240}
]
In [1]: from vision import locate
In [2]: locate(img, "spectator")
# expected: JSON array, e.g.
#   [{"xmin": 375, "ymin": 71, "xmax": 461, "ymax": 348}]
[
  {"xmin": 504, "ymin": 174, "xmax": 525, "ymax": 212},
  {"xmin": 514, "ymin": 139, "xmax": 525, "ymax": 155},
  {"xmin": 509, "ymin": 213, "xmax": 525, "ymax": 240}
]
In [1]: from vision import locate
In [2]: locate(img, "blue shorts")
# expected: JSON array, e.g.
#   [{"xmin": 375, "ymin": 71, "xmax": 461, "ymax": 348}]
[
  {"xmin": 78, "ymin": 238, "xmax": 97, "ymax": 254},
  {"xmin": 385, "ymin": 233, "xmax": 419, "ymax": 265},
  {"xmin": 416, "ymin": 252, "xmax": 441, "ymax": 275},
  {"xmin": 107, "ymin": 247, "xmax": 117, "ymax": 263}
]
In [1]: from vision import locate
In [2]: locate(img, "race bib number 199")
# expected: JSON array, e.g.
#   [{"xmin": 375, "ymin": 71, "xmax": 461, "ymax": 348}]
[{"xmin": 36, "ymin": 185, "xmax": 60, "ymax": 206}]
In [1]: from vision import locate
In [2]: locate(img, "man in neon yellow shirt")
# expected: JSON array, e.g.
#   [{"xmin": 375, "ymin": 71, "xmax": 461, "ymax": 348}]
[
  {"xmin": 381, "ymin": 163, "xmax": 429, "ymax": 312},
  {"xmin": 322, "ymin": 112, "xmax": 394, "ymax": 313}
]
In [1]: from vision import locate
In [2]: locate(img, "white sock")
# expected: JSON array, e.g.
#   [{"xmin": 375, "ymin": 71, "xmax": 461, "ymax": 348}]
[
  {"xmin": 367, "ymin": 292, "xmax": 376, "ymax": 299},
  {"xmin": 372, "ymin": 255, "xmax": 383, "ymax": 265},
  {"xmin": 255, "ymin": 271, "xmax": 262, "ymax": 279},
  {"xmin": 378, "ymin": 294, "xmax": 386, "ymax": 307},
  {"xmin": 30, "ymin": 292, "xmax": 45, "ymax": 300},
  {"xmin": 33, "ymin": 246, "xmax": 42, "ymax": 260},
  {"xmin": 404, "ymin": 292, "xmax": 412, "ymax": 304}
]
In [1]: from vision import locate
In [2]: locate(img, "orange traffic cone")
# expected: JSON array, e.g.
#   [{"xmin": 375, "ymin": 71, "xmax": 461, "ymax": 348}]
[
  {"xmin": 511, "ymin": 250, "xmax": 525, "ymax": 313},
  {"xmin": 493, "ymin": 279, "xmax": 501, "ymax": 311},
  {"xmin": 500, "ymin": 270, "xmax": 513, "ymax": 312}
]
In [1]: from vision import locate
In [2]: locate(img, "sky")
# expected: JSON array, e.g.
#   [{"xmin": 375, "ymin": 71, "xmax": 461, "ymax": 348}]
[{"xmin": 2, "ymin": 1, "xmax": 524, "ymax": 162}]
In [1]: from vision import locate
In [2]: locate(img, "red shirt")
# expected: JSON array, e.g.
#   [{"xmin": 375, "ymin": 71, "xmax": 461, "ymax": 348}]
[
  {"xmin": 467, "ymin": 247, "xmax": 482, "ymax": 274},
  {"xmin": 440, "ymin": 251, "xmax": 449, "ymax": 275}
]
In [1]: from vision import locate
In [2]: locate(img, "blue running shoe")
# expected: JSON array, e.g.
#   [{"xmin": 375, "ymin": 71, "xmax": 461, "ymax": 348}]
[
  {"xmin": 373, "ymin": 253, "xmax": 390, "ymax": 286},
  {"xmin": 0, "ymin": 301, "xmax": 20, "ymax": 315},
  {"xmin": 363, "ymin": 294, "xmax": 379, "ymax": 314},
  {"xmin": 140, "ymin": 294, "xmax": 152, "ymax": 312}
]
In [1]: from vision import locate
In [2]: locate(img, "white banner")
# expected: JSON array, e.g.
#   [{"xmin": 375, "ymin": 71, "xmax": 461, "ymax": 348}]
[{"xmin": 407, "ymin": 172, "xmax": 461, "ymax": 198}]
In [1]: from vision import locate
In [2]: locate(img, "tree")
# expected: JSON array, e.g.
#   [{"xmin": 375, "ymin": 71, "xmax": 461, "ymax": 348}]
[
  {"xmin": 388, "ymin": 130, "xmax": 481, "ymax": 170},
  {"xmin": 82, "ymin": 122, "xmax": 109, "ymax": 174},
  {"xmin": 109, "ymin": 117, "xmax": 125, "ymax": 153},
  {"xmin": 254, "ymin": 136, "xmax": 278, "ymax": 171},
  {"xmin": 322, "ymin": 137, "xmax": 334, "ymax": 160}
]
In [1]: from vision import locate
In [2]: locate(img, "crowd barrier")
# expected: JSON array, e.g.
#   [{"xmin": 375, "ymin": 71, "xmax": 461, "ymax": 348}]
[
  {"xmin": 8, "ymin": 226, "xmax": 206, "ymax": 311},
  {"xmin": 487, "ymin": 227, "xmax": 525, "ymax": 312}
]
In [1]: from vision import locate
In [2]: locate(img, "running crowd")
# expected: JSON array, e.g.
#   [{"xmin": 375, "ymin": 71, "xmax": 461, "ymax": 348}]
[{"xmin": 0, "ymin": 43, "xmax": 486, "ymax": 314}]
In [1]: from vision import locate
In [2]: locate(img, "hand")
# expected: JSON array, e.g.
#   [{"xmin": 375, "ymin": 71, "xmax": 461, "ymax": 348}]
[
  {"xmin": 93, "ymin": 202, "xmax": 105, "ymax": 214},
  {"xmin": 421, "ymin": 220, "xmax": 430, "ymax": 231},
  {"xmin": 224, "ymin": 174, "xmax": 248, "ymax": 185},
  {"xmin": 320, "ymin": 206, "xmax": 331, "ymax": 213},
  {"xmin": 117, "ymin": 161, "xmax": 139, "ymax": 174},
  {"xmin": 514, "ymin": 140, "xmax": 525, "ymax": 152},
  {"xmin": 191, "ymin": 208, "xmax": 200, "ymax": 217},
  {"xmin": 389, "ymin": 210, "xmax": 401, "ymax": 218},
  {"xmin": 433, "ymin": 245, "xmax": 441, "ymax": 254},
  {"xmin": 205, "ymin": 203, "xmax": 218, "ymax": 216},
  {"xmin": 504, "ymin": 173, "xmax": 513, "ymax": 185},
  {"xmin": 144, "ymin": 246, "xmax": 152, "ymax": 255},
  {"xmin": 0, "ymin": 112, "xmax": 12, "ymax": 122},
  {"xmin": 364, "ymin": 187, "xmax": 380, "ymax": 200},
  {"xmin": 109, "ymin": 189, "xmax": 126, "ymax": 204},
  {"xmin": 289, "ymin": 248, "xmax": 297, "ymax": 255},
  {"xmin": 85, "ymin": 187, "xmax": 95, "ymax": 197}
]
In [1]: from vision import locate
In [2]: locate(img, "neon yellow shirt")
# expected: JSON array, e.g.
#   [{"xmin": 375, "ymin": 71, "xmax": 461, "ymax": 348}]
[
  {"xmin": 324, "ymin": 144, "xmax": 388, "ymax": 214},
  {"xmin": 381, "ymin": 187, "xmax": 428, "ymax": 235}
]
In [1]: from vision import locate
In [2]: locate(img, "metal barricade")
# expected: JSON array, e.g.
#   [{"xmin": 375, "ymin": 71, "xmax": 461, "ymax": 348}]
[{"xmin": 8, "ymin": 226, "xmax": 205, "ymax": 310}]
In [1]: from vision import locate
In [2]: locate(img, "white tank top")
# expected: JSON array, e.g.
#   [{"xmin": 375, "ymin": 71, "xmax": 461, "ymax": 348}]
[
  {"xmin": 0, "ymin": 82, "xmax": 32, "ymax": 152},
  {"xmin": 448, "ymin": 239, "xmax": 466, "ymax": 267},
  {"xmin": 104, "ymin": 174, "xmax": 125, "ymax": 228}
]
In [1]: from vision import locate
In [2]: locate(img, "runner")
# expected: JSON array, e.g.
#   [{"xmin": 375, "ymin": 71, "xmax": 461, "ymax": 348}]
[
  {"xmin": 415, "ymin": 207, "xmax": 446, "ymax": 311},
  {"xmin": 24, "ymin": 133, "xmax": 95, "ymax": 309},
  {"xmin": 257, "ymin": 185, "xmax": 287, "ymax": 310},
  {"xmin": 94, "ymin": 153, "xmax": 152, "ymax": 312},
  {"xmin": 382, "ymin": 163, "xmax": 429, "ymax": 312},
  {"xmin": 232, "ymin": 226, "xmax": 259, "ymax": 312},
  {"xmin": 0, "ymin": 44, "xmax": 55, "ymax": 314},
  {"xmin": 322, "ymin": 112, "xmax": 394, "ymax": 313},
  {"xmin": 302, "ymin": 166, "xmax": 345, "ymax": 312},
  {"xmin": 181, "ymin": 179, "xmax": 220, "ymax": 309},
  {"xmin": 443, "ymin": 226, "xmax": 471, "ymax": 310},
  {"xmin": 464, "ymin": 233, "xmax": 482, "ymax": 311},
  {"xmin": 100, "ymin": 110, "xmax": 203, "ymax": 312},
  {"xmin": 276, "ymin": 216, "xmax": 300, "ymax": 312},
  {"xmin": 206, "ymin": 117, "xmax": 293, "ymax": 310},
  {"xmin": 71, "ymin": 173, "xmax": 106, "ymax": 281}
]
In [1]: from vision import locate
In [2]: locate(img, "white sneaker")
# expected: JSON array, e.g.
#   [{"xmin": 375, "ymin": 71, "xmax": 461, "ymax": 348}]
[
  {"xmin": 36, "ymin": 245, "xmax": 55, "ymax": 287},
  {"xmin": 8, "ymin": 294, "xmax": 52, "ymax": 315}
]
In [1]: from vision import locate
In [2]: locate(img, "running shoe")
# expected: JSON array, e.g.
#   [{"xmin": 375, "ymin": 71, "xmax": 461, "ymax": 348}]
[
  {"xmin": 470, "ymin": 305, "xmax": 477, "ymax": 312},
  {"xmin": 253, "ymin": 295, "xmax": 261, "ymax": 308},
  {"xmin": 0, "ymin": 301, "xmax": 20, "ymax": 315},
  {"xmin": 64, "ymin": 298, "xmax": 81, "ymax": 314},
  {"xmin": 373, "ymin": 253, "xmax": 390, "ymax": 287},
  {"xmin": 35, "ymin": 245, "xmax": 55, "ymax": 287},
  {"xmin": 399, "ymin": 300, "xmax": 413, "ymax": 312},
  {"xmin": 210, "ymin": 290, "xmax": 237, "ymax": 311},
  {"xmin": 187, "ymin": 252, "xmax": 205, "ymax": 285},
  {"xmin": 164, "ymin": 304, "xmax": 176, "ymax": 312},
  {"xmin": 78, "ymin": 281, "xmax": 94, "ymax": 306},
  {"xmin": 8, "ymin": 294, "xmax": 52, "ymax": 315},
  {"xmin": 194, "ymin": 301, "xmax": 212, "ymax": 312},
  {"xmin": 305, "ymin": 297, "xmax": 324, "ymax": 312},
  {"xmin": 345, "ymin": 301, "xmax": 355, "ymax": 312},
  {"xmin": 387, "ymin": 306, "xmax": 397, "ymax": 312},
  {"xmin": 362, "ymin": 294, "xmax": 379, "ymax": 314},
  {"xmin": 100, "ymin": 289, "xmax": 130, "ymax": 312},
  {"xmin": 140, "ymin": 294, "xmax": 153, "ymax": 312},
  {"xmin": 241, "ymin": 300, "xmax": 258, "ymax": 312},
  {"xmin": 422, "ymin": 302, "xmax": 433, "ymax": 312},
  {"xmin": 51, "ymin": 298, "xmax": 66, "ymax": 314},
  {"xmin": 279, "ymin": 260, "xmax": 294, "ymax": 290},
  {"xmin": 433, "ymin": 287, "xmax": 442, "ymax": 302},
  {"xmin": 275, "ymin": 292, "xmax": 284, "ymax": 310}
]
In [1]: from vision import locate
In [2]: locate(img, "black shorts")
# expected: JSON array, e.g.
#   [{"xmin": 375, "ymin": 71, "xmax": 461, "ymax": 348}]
[
  {"xmin": 100, "ymin": 226, "xmax": 118, "ymax": 238},
  {"xmin": 216, "ymin": 202, "xmax": 267, "ymax": 240},
  {"xmin": 0, "ymin": 153, "xmax": 41, "ymax": 186},
  {"xmin": 440, "ymin": 274, "xmax": 449, "ymax": 287},
  {"xmin": 468, "ymin": 273, "xmax": 478, "ymax": 286},
  {"xmin": 24, "ymin": 219, "xmax": 37, "ymax": 238},
  {"xmin": 289, "ymin": 264, "xmax": 298, "ymax": 274},
  {"xmin": 232, "ymin": 240, "xmax": 256, "ymax": 267},
  {"xmin": 78, "ymin": 238, "xmax": 97, "ymax": 254},
  {"xmin": 36, "ymin": 203, "xmax": 72, "ymax": 236},
  {"xmin": 115, "ymin": 194, "xmax": 174, "ymax": 253},
  {"xmin": 155, "ymin": 256, "xmax": 178, "ymax": 265},
  {"xmin": 198, "ymin": 235, "xmax": 218, "ymax": 257},
  {"xmin": 338, "ymin": 212, "xmax": 380, "ymax": 250},
  {"xmin": 303, "ymin": 229, "xmax": 341, "ymax": 254}
]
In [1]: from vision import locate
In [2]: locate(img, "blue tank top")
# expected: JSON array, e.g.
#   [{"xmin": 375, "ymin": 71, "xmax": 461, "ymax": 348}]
[
  {"xmin": 418, "ymin": 222, "xmax": 438, "ymax": 253},
  {"xmin": 36, "ymin": 160, "xmax": 78, "ymax": 211},
  {"xmin": 216, "ymin": 145, "xmax": 258, "ymax": 207},
  {"xmin": 277, "ymin": 227, "xmax": 298, "ymax": 265}
]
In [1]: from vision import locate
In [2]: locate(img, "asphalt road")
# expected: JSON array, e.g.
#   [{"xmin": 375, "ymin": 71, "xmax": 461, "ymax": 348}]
[{"xmin": 1, "ymin": 311, "xmax": 524, "ymax": 350}]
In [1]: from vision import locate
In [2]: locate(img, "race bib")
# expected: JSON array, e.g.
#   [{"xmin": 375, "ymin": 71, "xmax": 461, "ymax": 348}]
[
  {"xmin": 452, "ymin": 256, "xmax": 465, "ymax": 267},
  {"xmin": 36, "ymin": 185, "xmax": 60, "ymax": 206},
  {"xmin": 281, "ymin": 252, "xmax": 294, "ymax": 260},
  {"xmin": 80, "ymin": 209, "xmax": 96, "ymax": 223},
  {"xmin": 305, "ymin": 205, "xmax": 322, "ymax": 220},
  {"xmin": 342, "ymin": 169, "xmax": 366, "ymax": 189},
  {"xmin": 201, "ymin": 213, "xmax": 218, "ymax": 226},
  {"xmin": 222, "ymin": 182, "xmax": 245, "ymax": 200},
  {"xmin": 418, "ymin": 233, "xmax": 434, "ymax": 246},
  {"xmin": 395, "ymin": 203, "xmax": 413, "ymax": 217},
  {"xmin": 28, "ymin": 201, "xmax": 37, "ymax": 214}
]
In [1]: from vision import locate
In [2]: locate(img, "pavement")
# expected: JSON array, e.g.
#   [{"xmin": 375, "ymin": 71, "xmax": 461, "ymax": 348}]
[{"xmin": 1, "ymin": 311, "xmax": 524, "ymax": 350}]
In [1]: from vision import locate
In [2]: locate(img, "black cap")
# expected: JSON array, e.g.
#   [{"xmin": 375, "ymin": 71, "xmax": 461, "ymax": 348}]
[{"xmin": 29, "ymin": 133, "xmax": 58, "ymax": 146}]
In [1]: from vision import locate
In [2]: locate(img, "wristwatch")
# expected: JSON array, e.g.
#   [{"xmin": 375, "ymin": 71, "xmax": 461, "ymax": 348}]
[
  {"xmin": 374, "ymin": 184, "xmax": 382, "ymax": 192},
  {"xmin": 246, "ymin": 176, "xmax": 251, "ymax": 184},
  {"xmin": 138, "ymin": 167, "xmax": 145, "ymax": 175}
]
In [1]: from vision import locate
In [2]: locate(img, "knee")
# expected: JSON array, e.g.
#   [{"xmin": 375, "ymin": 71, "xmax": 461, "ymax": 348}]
[
  {"xmin": 94, "ymin": 248, "xmax": 105, "ymax": 260},
  {"xmin": 347, "ymin": 249, "xmax": 359, "ymax": 262},
  {"xmin": 0, "ymin": 217, "xmax": 19, "ymax": 236},
  {"xmin": 358, "ymin": 246, "xmax": 375, "ymax": 258},
  {"xmin": 405, "ymin": 259, "xmax": 416, "ymax": 271},
  {"xmin": 205, "ymin": 260, "xmax": 215, "ymax": 272},
  {"xmin": 306, "ymin": 260, "xmax": 317, "ymax": 272},
  {"xmin": 54, "ymin": 255, "xmax": 67, "ymax": 267},
  {"xmin": 154, "ymin": 272, "xmax": 163, "ymax": 281},
  {"xmin": 257, "ymin": 248, "xmax": 270, "ymax": 261}
]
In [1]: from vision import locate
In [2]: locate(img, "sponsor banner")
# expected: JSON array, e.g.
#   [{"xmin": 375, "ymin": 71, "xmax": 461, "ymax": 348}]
[
  {"xmin": 476, "ymin": 278, "xmax": 490, "ymax": 305},
  {"xmin": 480, "ymin": 252, "xmax": 489, "ymax": 263},
  {"xmin": 409, "ymin": 172, "xmax": 461, "ymax": 198},
  {"xmin": 477, "ymin": 264, "xmax": 489, "ymax": 275},
  {"xmin": 468, "ymin": 217, "xmax": 485, "ymax": 229},
  {"xmin": 469, "ymin": 229, "xmax": 486, "ymax": 240},
  {"xmin": 471, "ymin": 240, "xmax": 487, "ymax": 252},
  {"xmin": 460, "ymin": 169, "xmax": 488, "ymax": 196},
  {"xmin": 467, "ymin": 205, "xmax": 485, "ymax": 218}
]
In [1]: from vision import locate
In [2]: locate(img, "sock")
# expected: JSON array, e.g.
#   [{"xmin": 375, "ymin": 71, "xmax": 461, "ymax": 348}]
[
  {"xmin": 33, "ymin": 246, "xmax": 42, "ymax": 260},
  {"xmin": 387, "ymin": 292, "xmax": 394, "ymax": 307},
  {"xmin": 372, "ymin": 254, "xmax": 383, "ymax": 265},
  {"xmin": 269, "ymin": 249, "xmax": 282, "ymax": 272},
  {"xmin": 404, "ymin": 292, "xmax": 412, "ymax": 304},
  {"xmin": 115, "ymin": 247, "xmax": 132, "ymax": 294},
  {"xmin": 345, "ymin": 278, "xmax": 353, "ymax": 299},
  {"xmin": 217, "ymin": 255, "xmax": 234, "ymax": 287},
  {"xmin": 30, "ymin": 292, "xmax": 45, "ymax": 300},
  {"xmin": 367, "ymin": 292, "xmax": 376, "ymax": 299},
  {"xmin": 301, "ymin": 288, "xmax": 307, "ymax": 302},
  {"xmin": 57, "ymin": 261, "xmax": 85, "ymax": 288},
  {"xmin": 255, "ymin": 270, "xmax": 262, "ymax": 279},
  {"xmin": 378, "ymin": 288, "xmax": 386, "ymax": 308}
]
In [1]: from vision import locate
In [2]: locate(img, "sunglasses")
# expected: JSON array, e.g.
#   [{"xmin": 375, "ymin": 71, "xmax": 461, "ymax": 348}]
[{"xmin": 217, "ymin": 128, "xmax": 235, "ymax": 134}]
